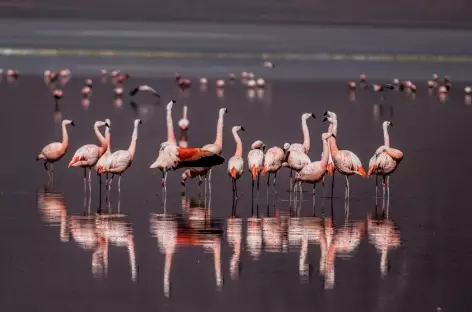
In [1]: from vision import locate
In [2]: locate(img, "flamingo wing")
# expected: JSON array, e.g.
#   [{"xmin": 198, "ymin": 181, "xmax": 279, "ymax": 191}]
[
  {"xmin": 40, "ymin": 142, "xmax": 63, "ymax": 159},
  {"xmin": 175, "ymin": 148, "xmax": 224, "ymax": 169},
  {"xmin": 108, "ymin": 150, "xmax": 132, "ymax": 173}
]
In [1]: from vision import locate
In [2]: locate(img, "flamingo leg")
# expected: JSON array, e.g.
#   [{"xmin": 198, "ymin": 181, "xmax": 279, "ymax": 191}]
[
  {"xmin": 83, "ymin": 168, "xmax": 87, "ymax": 193},
  {"xmin": 118, "ymin": 175, "xmax": 122, "ymax": 193},
  {"xmin": 322, "ymin": 177, "xmax": 325, "ymax": 198},
  {"xmin": 375, "ymin": 175, "xmax": 378, "ymax": 198},
  {"xmin": 345, "ymin": 176, "xmax": 350, "ymax": 198},
  {"xmin": 235, "ymin": 180, "xmax": 239, "ymax": 199},
  {"xmin": 382, "ymin": 176, "xmax": 386, "ymax": 199},
  {"xmin": 257, "ymin": 174, "xmax": 260, "ymax": 192},
  {"xmin": 108, "ymin": 174, "xmax": 114, "ymax": 192},
  {"xmin": 331, "ymin": 171, "xmax": 335, "ymax": 198},
  {"xmin": 386, "ymin": 176, "xmax": 390, "ymax": 199},
  {"xmin": 313, "ymin": 183, "xmax": 316, "ymax": 196},
  {"xmin": 161, "ymin": 171, "xmax": 167, "ymax": 187},
  {"xmin": 273, "ymin": 172, "xmax": 278, "ymax": 192},
  {"xmin": 44, "ymin": 161, "xmax": 52, "ymax": 180},
  {"xmin": 267, "ymin": 173, "xmax": 270, "ymax": 187},
  {"xmin": 88, "ymin": 168, "xmax": 92, "ymax": 185}
]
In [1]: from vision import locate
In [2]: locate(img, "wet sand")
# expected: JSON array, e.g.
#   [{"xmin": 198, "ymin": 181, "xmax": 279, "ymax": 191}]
[{"xmin": 1, "ymin": 74, "xmax": 472, "ymax": 311}]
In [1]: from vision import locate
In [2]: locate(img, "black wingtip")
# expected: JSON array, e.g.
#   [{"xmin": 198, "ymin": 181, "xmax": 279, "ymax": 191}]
[{"xmin": 129, "ymin": 88, "xmax": 139, "ymax": 96}]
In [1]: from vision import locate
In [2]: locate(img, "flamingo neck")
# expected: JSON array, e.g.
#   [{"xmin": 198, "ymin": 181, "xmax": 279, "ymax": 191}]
[
  {"xmin": 383, "ymin": 124, "xmax": 390, "ymax": 147},
  {"xmin": 329, "ymin": 135, "xmax": 339, "ymax": 157},
  {"xmin": 128, "ymin": 124, "xmax": 139, "ymax": 159},
  {"xmin": 233, "ymin": 129, "xmax": 243, "ymax": 157},
  {"xmin": 61, "ymin": 122, "xmax": 69, "ymax": 151},
  {"xmin": 214, "ymin": 112, "xmax": 224, "ymax": 151},
  {"xmin": 104, "ymin": 127, "xmax": 111, "ymax": 154},
  {"xmin": 95, "ymin": 124, "xmax": 107, "ymax": 156},
  {"xmin": 320, "ymin": 139, "xmax": 330, "ymax": 167},
  {"xmin": 302, "ymin": 117, "xmax": 310, "ymax": 152},
  {"xmin": 167, "ymin": 107, "xmax": 176, "ymax": 144},
  {"xmin": 183, "ymin": 106, "xmax": 188, "ymax": 119}
]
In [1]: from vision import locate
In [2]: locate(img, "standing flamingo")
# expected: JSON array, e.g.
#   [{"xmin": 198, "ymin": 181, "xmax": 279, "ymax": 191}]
[
  {"xmin": 69, "ymin": 120, "xmax": 109, "ymax": 190},
  {"xmin": 323, "ymin": 111, "xmax": 337, "ymax": 176},
  {"xmin": 178, "ymin": 105, "xmax": 189, "ymax": 131},
  {"xmin": 228, "ymin": 126, "xmax": 245, "ymax": 199},
  {"xmin": 262, "ymin": 143, "xmax": 290, "ymax": 190},
  {"xmin": 95, "ymin": 118, "xmax": 111, "ymax": 185},
  {"xmin": 37, "ymin": 119, "xmax": 75, "ymax": 178},
  {"xmin": 368, "ymin": 121, "xmax": 404, "ymax": 198},
  {"xmin": 294, "ymin": 132, "xmax": 335, "ymax": 195},
  {"xmin": 103, "ymin": 119, "xmax": 143, "ymax": 193},
  {"xmin": 325, "ymin": 117, "xmax": 366, "ymax": 197},
  {"xmin": 248, "ymin": 140, "xmax": 265, "ymax": 191},
  {"xmin": 150, "ymin": 101, "xmax": 224, "ymax": 186},
  {"xmin": 201, "ymin": 108, "xmax": 227, "ymax": 182},
  {"xmin": 288, "ymin": 113, "xmax": 316, "ymax": 153}
]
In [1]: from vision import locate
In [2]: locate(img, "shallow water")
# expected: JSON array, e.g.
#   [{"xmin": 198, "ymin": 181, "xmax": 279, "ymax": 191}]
[{"xmin": 1, "ymin": 76, "xmax": 471, "ymax": 311}]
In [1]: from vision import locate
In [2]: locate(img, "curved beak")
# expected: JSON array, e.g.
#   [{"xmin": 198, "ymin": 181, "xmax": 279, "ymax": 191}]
[
  {"xmin": 323, "ymin": 111, "xmax": 328, "ymax": 116},
  {"xmin": 70, "ymin": 121, "xmax": 75, "ymax": 127},
  {"xmin": 390, "ymin": 122, "xmax": 394, "ymax": 127},
  {"xmin": 225, "ymin": 108, "xmax": 228, "ymax": 113},
  {"xmin": 240, "ymin": 127, "xmax": 245, "ymax": 131},
  {"xmin": 105, "ymin": 123, "xmax": 110, "ymax": 128},
  {"xmin": 323, "ymin": 117, "xmax": 328, "ymax": 122},
  {"xmin": 331, "ymin": 133, "xmax": 336, "ymax": 139},
  {"xmin": 139, "ymin": 120, "xmax": 143, "ymax": 124},
  {"xmin": 311, "ymin": 113, "xmax": 316, "ymax": 119}
]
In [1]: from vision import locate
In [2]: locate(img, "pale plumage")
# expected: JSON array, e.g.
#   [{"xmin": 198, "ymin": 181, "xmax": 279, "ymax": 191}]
[
  {"xmin": 202, "ymin": 108, "xmax": 227, "ymax": 155},
  {"xmin": 262, "ymin": 143, "xmax": 290, "ymax": 189},
  {"xmin": 69, "ymin": 121, "xmax": 109, "ymax": 169},
  {"xmin": 295, "ymin": 133, "xmax": 335, "ymax": 194},
  {"xmin": 287, "ymin": 150, "xmax": 311, "ymax": 172},
  {"xmin": 323, "ymin": 111, "xmax": 337, "ymax": 176},
  {"xmin": 368, "ymin": 121, "xmax": 404, "ymax": 197},
  {"xmin": 95, "ymin": 118, "xmax": 111, "ymax": 174},
  {"xmin": 325, "ymin": 117, "xmax": 366, "ymax": 197},
  {"xmin": 288, "ymin": 113, "xmax": 315, "ymax": 153},
  {"xmin": 178, "ymin": 105, "xmax": 189, "ymax": 130},
  {"xmin": 37, "ymin": 119, "xmax": 74, "ymax": 177},
  {"xmin": 228, "ymin": 126, "xmax": 245, "ymax": 198},
  {"xmin": 247, "ymin": 140, "xmax": 265, "ymax": 185},
  {"xmin": 104, "ymin": 119, "xmax": 142, "ymax": 193}
]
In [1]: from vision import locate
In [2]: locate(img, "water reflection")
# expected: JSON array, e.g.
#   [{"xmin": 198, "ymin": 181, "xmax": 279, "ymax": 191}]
[
  {"xmin": 37, "ymin": 186, "xmax": 137, "ymax": 282},
  {"xmin": 150, "ymin": 195, "xmax": 223, "ymax": 297},
  {"xmin": 367, "ymin": 197, "xmax": 401, "ymax": 277}
]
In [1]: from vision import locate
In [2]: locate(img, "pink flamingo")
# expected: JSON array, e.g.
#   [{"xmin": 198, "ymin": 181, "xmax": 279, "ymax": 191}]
[
  {"xmin": 323, "ymin": 111, "xmax": 337, "ymax": 176},
  {"xmin": 325, "ymin": 117, "xmax": 366, "ymax": 198},
  {"xmin": 248, "ymin": 140, "xmax": 265, "ymax": 191},
  {"xmin": 294, "ymin": 132, "xmax": 335, "ymax": 195},
  {"xmin": 37, "ymin": 119, "xmax": 74, "ymax": 178},
  {"xmin": 228, "ymin": 126, "xmax": 245, "ymax": 199},
  {"xmin": 368, "ymin": 121, "xmax": 404, "ymax": 198},
  {"xmin": 262, "ymin": 143, "xmax": 290, "ymax": 189},
  {"xmin": 201, "ymin": 107, "xmax": 227, "ymax": 182},
  {"xmin": 150, "ymin": 101, "xmax": 224, "ymax": 186},
  {"xmin": 288, "ymin": 113, "xmax": 315, "ymax": 153},
  {"xmin": 178, "ymin": 105, "xmax": 189, "ymax": 131},
  {"xmin": 69, "ymin": 120, "xmax": 109, "ymax": 190},
  {"xmin": 95, "ymin": 119, "xmax": 112, "ymax": 184},
  {"xmin": 103, "ymin": 119, "xmax": 143, "ymax": 193}
]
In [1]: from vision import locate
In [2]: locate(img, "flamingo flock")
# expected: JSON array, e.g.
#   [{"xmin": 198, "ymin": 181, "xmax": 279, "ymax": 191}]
[{"xmin": 35, "ymin": 68, "xmax": 408, "ymax": 206}]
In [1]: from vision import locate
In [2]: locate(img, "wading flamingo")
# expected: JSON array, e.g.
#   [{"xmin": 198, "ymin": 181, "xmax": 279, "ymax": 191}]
[
  {"xmin": 323, "ymin": 111, "xmax": 337, "ymax": 176},
  {"xmin": 262, "ymin": 143, "xmax": 290, "ymax": 190},
  {"xmin": 201, "ymin": 108, "xmax": 228, "ymax": 183},
  {"xmin": 288, "ymin": 113, "xmax": 316, "ymax": 153},
  {"xmin": 178, "ymin": 105, "xmax": 189, "ymax": 131},
  {"xmin": 228, "ymin": 126, "xmax": 245, "ymax": 199},
  {"xmin": 69, "ymin": 120, "xmax": 109, "ymax": 190},
  {"xmin": 248, "ymin": 140, "xmax": 265, "ymax": 191},
  {"xmin": 104, "ymin": 119, "xmax": 143, "ymax": 193},
  {"xmin": 95, "ymin": 118, "xmax": 111, "ymax": 185},
  {"xmin": 368, "ymin": 121, "xmax": 404, "ymax": 198},
  {"xmin": 150, "ymin": 101, "xmax": 224, "ymax": 186},
  {"xmin": 295, "ymin": 132, "xmax": 335, "ymax": 195},
  {"xmin": 325, "ymin": 117, "xmax": 366, "ymax": 197},
  {"xmin": 37, "ymin": 119, "xmax": 75, "ymax": 178}
]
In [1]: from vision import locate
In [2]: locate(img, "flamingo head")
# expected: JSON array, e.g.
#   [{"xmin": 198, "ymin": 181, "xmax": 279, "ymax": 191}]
[
  {"xmin": 321, "ymin": 132, "xmax": 335, "ymax": 141},
  {"xmin": 302, "ymin": 112, "xmax": 316, "ymax": 120},
  {"xmin": 63, "ymin": 119, "xmax": 74, "ymax": 127},
  {"xmin": 219, "ymin": 107, "xmax": 228, "ymax": 117},
  {"xmin": 382, "ymin": 121, "xmax": 393, "ymax": 128},
  {"xmin": 250, "ymin": 140, "xmax": 265, "ymax": 151}
]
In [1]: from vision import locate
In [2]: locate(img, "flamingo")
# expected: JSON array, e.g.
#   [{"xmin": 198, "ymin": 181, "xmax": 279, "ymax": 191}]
[
  {"xmin": 102, "ymin": 119, "xmax": 143, "ymax": 193},
  {"xmin": 150, "ymin": 101, "xmax": 224, "ymax": 186},
  {"xmin": 287, "ymin": 112, "xmax": 315, "ymax": 183},
  {"xmin": 247, "ymin": 140, "xmax": 265, "ymax": 191},
  {"xmin": 68, "ymin": 120, "xmax": 109, "ymax": 190},
  {"xmin": 325, "ymin": 117, "xmax": 366, "ymax": 198},
  {"xmin": 181, "ymin": 167, "xmax": 209, "ymax": 187},
  {"xmin": 178, "ymin": 105, "xmax": 189, "ymax": 130},
  {"xmin": 262, "ymin": 143, "xmax": 290, "ymax": 189},
  {"xmin": 95, "ymin": 118, "xmax": 112, "ymax": 184},
  {"xmin": 129, "ymin": 85, "xmax": 160, "ymax": 98},
  {"xmin": 294, "ymin": 132, "xmax": 335, "ymax": 195},
  {"xmin": 323, "ymin": 111, "xmax": 338, "ymax": 176},
  {"xmin": 228, "ymin": 126, "xmax": 245, "ymax": 199},
  {"xmin": 201, "ymin": 107, "xmax": 227, "ymax": 181},
  {"xmin": 368, "ymin": 121, "xmax": 404, "ymax": 198},
  {"xmin": 37, "ymin": 119, "xmax": 74, "ymax": 178}
]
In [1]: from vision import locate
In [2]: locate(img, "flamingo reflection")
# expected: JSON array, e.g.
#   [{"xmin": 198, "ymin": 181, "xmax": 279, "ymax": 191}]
[
  {"xmin": 150, "ymin": 195, "xmax": 223, "ymax": 297},
  {"xmin": 37, "ymin": 186, "xmax": 69, "ymax": 242},
  {"xmin": 367, "ymin": 197, "xmax": 401, "ymax": 277}
]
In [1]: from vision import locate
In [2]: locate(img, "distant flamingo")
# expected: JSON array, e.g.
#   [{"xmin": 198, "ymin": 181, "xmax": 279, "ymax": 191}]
[
  {"xmin": 262, "ymin": 143, "xmax": 290, "ymax": 189},
  {"xmin": 95, "ymin": 118, "xmax": 112, "ymax": 184},
  {"xmin": 129, "ymin": 85, "xmax": 160, "ymax": 98},
  {"xmin": 295, "ymin": 132, "xmax": 335, "ymax": 195},
  {"xmin": 37, "ymin": 119, "xmax": 74, "ymax": 178},
  {"xmin": 103, "ymin": 119, "xmax": 143, "ymax": 193},
  {"xmin": 178, "ymin": 105, "xmax": 189, "ymax": 130},
  {"xmin": 248, "ymin": 140, "xmax": 265, "ymax": 191},
  {"xmin": 325, "ymin": 117, "xmax": 366, "ymax": 197},
  {"xmin": 150, "ymin": 101, "xmax": 224, "ymax": 186},
  {"xmin": 368, "ymin": 121, "xmax": 404, "ymax": 198},
  {"xmin": 69, "ymin": 120, "xmax": 109, "ymax": 189},
  {"xmin": 228, "ymin": 126, "xmax": 245, "ymax": 198}
]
